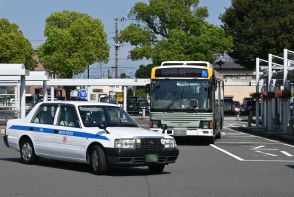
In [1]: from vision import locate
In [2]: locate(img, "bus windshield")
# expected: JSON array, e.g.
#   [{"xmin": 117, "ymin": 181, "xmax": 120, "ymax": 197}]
[{"xmin": 150, "ymin": 79, "xmax": 212, "ymax": 112}]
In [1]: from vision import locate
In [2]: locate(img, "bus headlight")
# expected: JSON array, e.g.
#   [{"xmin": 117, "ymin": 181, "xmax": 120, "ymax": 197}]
[
  {"xmin": 150, "ymin": 120, "xmax": 161, "ymax": 128},
  {"xmin": 200, "ymin": 121, "xmax": 213, "ymax": 129},
  {"xmin": 161, "ymin": 138, "xmax": 177, "ymax": 148},
  {"xmin": 114, "ymin": 139, "xmax": 135, "ymax": 149}
]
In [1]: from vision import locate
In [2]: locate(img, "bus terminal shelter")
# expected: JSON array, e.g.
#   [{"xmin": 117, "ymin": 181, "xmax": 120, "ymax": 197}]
[
  {"xmin": 0, "ymin": 64, "xmax": 149, "ymax": 120},
  {"xmin": 255, "ymin": 49, "xmax": 294, "ymax": 134}
]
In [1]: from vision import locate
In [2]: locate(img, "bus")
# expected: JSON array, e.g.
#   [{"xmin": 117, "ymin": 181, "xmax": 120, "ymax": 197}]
[{"xmin": 149, "ymin": 61, "xmax": 224, "ymax": 143}]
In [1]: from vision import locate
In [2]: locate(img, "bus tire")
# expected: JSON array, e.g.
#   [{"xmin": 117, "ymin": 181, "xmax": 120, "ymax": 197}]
[
  {"xmin": 208, "ymin": 137, "xmax": 215, "ymax": 144},
  {"xmin": 216, "ymin": 131, "xmax": 221, "ymax": 139}
]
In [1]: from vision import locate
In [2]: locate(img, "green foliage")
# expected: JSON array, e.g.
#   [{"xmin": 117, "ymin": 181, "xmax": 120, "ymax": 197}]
[
  {"xmin": 135, "ymin": 88, "xmax": 147, "ymax": 99},
  {"xmin": 221, "ymin": 0, "xmax": 294, "ymax": 69},
  {"xmin": 0, "ymin": 18, "xmax": 36, "ymax": 70},
  {"xmin": 135, "ymin": 64, "xmax": 155, "ymax": 78},
  {"xmin": 37, "ymin": 10, "xmax": 110, "ymax": 78},
  {"xmin": 120, "ymin": 73, "xmax": 128, "ymax": 78},
  {"xmin": 127, "ymin": 88, "xmax": 134, "ymax": 96},
  {"xmin": 120, "ymin": 0, "xmax": 233, "ymax": 65}
]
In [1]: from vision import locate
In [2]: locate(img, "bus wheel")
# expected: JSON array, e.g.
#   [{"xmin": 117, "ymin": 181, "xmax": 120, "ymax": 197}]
[
  {"xmin": 216, "ymin": 132, "xmax": 221, "ymax": 139},
  {"xmin": 208, "ymin": 137, "xmax": 215, "ymax": 144}
]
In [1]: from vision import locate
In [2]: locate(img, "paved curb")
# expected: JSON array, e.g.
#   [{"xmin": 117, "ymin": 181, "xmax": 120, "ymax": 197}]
[{"xmin": 236, "ymin": 126, "xmax": 294, "ymax": 145}]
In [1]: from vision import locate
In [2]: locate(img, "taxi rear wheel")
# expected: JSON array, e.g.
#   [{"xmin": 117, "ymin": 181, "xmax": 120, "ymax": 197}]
[
  {"xmin": 20, "ymin": 139, "xmax": 36, "ymax": 164},
  {"xmin": 148, "ymin": 164, "xmax": 165, "ymax": 174},
  {"xmin": 90, "ymin": 145, "xmax": 108, "ymax": 175}
]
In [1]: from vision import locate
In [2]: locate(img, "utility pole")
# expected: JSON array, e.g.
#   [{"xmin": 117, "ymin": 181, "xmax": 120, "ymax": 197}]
[{"xmin": 114, "ymin": 17, "xmax": 125, "ymax": 78}]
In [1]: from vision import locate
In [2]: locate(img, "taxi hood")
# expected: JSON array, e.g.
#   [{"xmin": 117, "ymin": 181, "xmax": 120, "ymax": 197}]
[{"xmin": 105, "ymin": 127, "xmax": 167, "ymax": 139}]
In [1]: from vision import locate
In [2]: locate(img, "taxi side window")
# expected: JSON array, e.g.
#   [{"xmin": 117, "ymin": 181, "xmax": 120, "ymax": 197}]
[
  {"xmin": 57, "ymin": 105, "xmax": 80, "ymax": 128},
  {"xmin": 31, "ymin": 104, "xmax": 58, "ymax": 125}
]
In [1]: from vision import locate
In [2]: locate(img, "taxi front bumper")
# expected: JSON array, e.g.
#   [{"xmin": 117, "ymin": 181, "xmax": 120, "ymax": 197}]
[{"xmin": 105, "ymin": 148, "xmax": 179, "ymax": 166}]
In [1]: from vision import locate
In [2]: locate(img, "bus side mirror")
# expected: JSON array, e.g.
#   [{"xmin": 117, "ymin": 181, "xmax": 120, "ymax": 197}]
[{"xmin": 146, "ymin": 84, "xmax": 150, "ymax": 92}]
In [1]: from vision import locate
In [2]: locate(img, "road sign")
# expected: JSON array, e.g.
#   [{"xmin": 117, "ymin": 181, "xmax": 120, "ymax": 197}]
[{"xmin": 77, "ymin": 89, "xmax": 87, "ymax": 100}]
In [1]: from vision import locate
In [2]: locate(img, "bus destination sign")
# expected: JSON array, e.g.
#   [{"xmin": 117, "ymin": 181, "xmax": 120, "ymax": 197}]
[{"xmin": 155, "ymin": 67, "xmax": 209, "ymax": 78}]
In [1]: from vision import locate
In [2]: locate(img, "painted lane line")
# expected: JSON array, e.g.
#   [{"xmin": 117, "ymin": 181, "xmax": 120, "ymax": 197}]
[
  {"xmin": 244, "ymin": 160, "xmax": 294, "ymax": 162},
  {"xmin": 252, "ymin": 145, "xmax": 265, "ymax": 150},
  {"xmin": 210, "ymin": 144, "xmax": 244, "ymax": 161},
  {"xmin": 280, "ymin": 151, "xmax": 293, "ymax": 157},
  {"xmin": 255, "ymin": 151, "xmax": 277, "ymax": 157},
  {"xmin": 217, "ymin": 142, "xmax": 278, "ymax": 144}
]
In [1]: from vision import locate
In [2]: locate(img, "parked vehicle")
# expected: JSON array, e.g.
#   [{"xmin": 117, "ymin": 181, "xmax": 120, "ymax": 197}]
[
  {"xmin": 138, "ymin": 100, "xmax": 150, "ymax": 115},
  {"xmin": 224, "ymin": 97, "xmax": 235, "ymax": 114},
  {"xmin": 3, "ymin": 101, "xmax": 179, "ymax": 174},
  {"xmin": 127, "ymin": 96, "xmax": 139, "ymax": 114}
]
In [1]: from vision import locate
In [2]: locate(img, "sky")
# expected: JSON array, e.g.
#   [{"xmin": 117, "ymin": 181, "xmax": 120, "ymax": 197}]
[{"xmin": 0, "ymin": 0, "xmax": 231, "ymax": 78}]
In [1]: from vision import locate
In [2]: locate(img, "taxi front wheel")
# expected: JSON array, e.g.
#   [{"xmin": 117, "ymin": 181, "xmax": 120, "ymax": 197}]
[
  {"xmin": 148, "ymin": 164, "xmax": 165, "ymax": 174},
  {"xmin": 20, "ymin": 139, "xmax": 36, "ymax": 164},
  {"xmin": 90, "ymin": 145, "xmax": 108, "ymax": 175}
]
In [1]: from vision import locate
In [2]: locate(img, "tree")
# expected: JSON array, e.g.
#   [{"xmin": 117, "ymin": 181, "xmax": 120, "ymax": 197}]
[
  {"xmin": 221, "ymin": 0, "xmax": 294, "ymax": 69},
  {"xmin": 127, "ymin": 88, "xmax": 134, "ymax": 96},
  {"xmin": 120, "ymin": 0, "xmax": 232, "ymax": 66},
  {"xmin": 37, "ymin": 10, "xmax": 110, "ymax": 78},
  {"xmin": 120, "ymin": 73, "xmax": 128, "ymax": 78},
  {"xmin": 135, "ymin": 88, "xmax": 147, "ymax": 99},
  {"xmin": 135, "ymin": 64, "xmax": 155, "ymax": 78},
  {"xmin": 0, "ymin": 18, "xmax": 36, "ymax": 70}
]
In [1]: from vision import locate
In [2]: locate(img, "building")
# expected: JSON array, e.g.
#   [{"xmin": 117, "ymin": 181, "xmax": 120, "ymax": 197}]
[{"xmin": 214, "ymin": 59, "xmax": 255, "ymax": 103}]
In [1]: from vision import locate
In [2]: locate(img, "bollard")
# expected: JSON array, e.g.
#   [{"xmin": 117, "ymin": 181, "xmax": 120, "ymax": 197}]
[
  {"xmin": 142, "ymin": 107, "xmax": 146, "ymax": 118},
  {"xmin": 248, "ymin": 111, "xmax": 253, "ymax": 127}
]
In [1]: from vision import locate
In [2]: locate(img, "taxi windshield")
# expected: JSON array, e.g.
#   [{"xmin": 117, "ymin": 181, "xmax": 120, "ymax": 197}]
[{"xmin": 78, "ymin": 105, "xmax": 138, "ymax": 127}]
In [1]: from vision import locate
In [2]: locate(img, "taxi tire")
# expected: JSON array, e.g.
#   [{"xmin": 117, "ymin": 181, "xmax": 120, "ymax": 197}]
[
  {"xmin": 148, "ymin": 164, "xmax": 165, "ymax": 174},
  {"xmin": 90, "ymin": 145, "xmax": 108, "ymax": 175},
  {"xmin": 20, "ymin": 139, "xmax": 36, "ymax": 164}
]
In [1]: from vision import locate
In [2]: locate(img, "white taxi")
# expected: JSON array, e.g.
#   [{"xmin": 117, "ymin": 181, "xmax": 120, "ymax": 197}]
[{"xmin": 3, "ymin": 101, "xmax": 179, "ymax": 174}]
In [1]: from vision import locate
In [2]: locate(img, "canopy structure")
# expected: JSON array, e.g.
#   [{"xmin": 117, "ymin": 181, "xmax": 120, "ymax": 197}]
[{"xmin": 255, "ymin": 49, "xmax": 294, "ymax": 133}]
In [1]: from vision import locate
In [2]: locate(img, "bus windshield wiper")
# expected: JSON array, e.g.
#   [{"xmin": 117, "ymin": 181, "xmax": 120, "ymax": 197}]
[{"xmin": 166, "ymin": 98, "xmax": 181, "ymax": 110}]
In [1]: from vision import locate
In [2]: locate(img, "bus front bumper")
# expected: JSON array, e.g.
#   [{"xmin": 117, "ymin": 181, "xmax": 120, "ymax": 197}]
[{"xmin": 150, "ymin": 128, "xmax": 213, "ymax": 136}]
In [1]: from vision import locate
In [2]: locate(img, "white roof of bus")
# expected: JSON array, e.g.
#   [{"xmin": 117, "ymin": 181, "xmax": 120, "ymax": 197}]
[{"xmin": 160, "ymin": 61, "xmax": 213, "ymax": 67}]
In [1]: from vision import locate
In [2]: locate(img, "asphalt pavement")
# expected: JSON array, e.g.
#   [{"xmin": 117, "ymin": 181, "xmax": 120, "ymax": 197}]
[{"xmin": 0, "ymin": 117, "xmax": 294, "ymax": 197}]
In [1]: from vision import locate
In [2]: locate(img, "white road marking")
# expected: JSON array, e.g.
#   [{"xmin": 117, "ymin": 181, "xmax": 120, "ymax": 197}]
[
  {"xmin": 217, "ymin": 142, "xmax": 277, "ymax": 144},
  {"xmin": 210, "ymin": 144, "xmax": 244, "ymax": 161},
  {"xmin": 280, "ymin": 151, "xmax": 293, "ymax": 157},
  {"xmin": 252, "ymin": 145, "xmax": 265, "ymax": 150},
  {"xmin": 251, "ymin": 145, "xmax": 278, "ymax": 151},
  {"xmin": 244, "ymin": 160, "xmax": 294, "ymax": 162},
  {"xmin": 255, "ymin": 151, "xmax": 277, "ymax": 157}
]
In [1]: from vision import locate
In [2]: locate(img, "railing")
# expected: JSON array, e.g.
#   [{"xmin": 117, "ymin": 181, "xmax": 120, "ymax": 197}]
[{"xmin": 0, "ymin": 106, "xmax": 18, "ymax": 127}]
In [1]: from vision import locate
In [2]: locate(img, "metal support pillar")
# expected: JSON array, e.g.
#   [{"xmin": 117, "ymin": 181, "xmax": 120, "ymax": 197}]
[
  {"xmin": 20, "ymin": 75, "xmax": 26, "ymax": 118},
  {"xmin": 282, "ymin": 49, "xmax": 289, "ymax": 133},
  {"xmin": 267, "ymin": 54, "xmax": 273, "ymax": 131},
  {"xmin": 51, "ymin": 86, "xmax": 54, "ymax": 101},
  {"xmin": 87, "ymin": 86, "xmax": 91, "ymax": 101},
  {"xmin": 256, "ymin": 58, "xmax": 260, "ymax": 127},
  {"xmin": 15, "ymin": 85, "xmax": 20, "ymax": 118},
  {"xmin": 123, "ymin": 86, "xmax": 127, "ymax": 111},
  {"xmin": 43, "ymin": 81, "xmax": 48, "ymax": 101}
]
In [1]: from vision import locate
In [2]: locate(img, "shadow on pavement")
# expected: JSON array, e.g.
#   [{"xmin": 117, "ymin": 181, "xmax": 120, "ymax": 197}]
[
  {"xmin": 175, "ymin": 136, "xmax": 212, "ymax": 146},
  {"xmin": 0, "ymin": 157, "xmax": 170, "ymax": 176}
]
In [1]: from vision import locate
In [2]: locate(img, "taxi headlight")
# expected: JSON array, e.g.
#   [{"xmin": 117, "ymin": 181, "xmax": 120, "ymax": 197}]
[
  {"xmin": 162, "ymin": 138, "xmax": 177, "ymax": 148},
  {"xmin": 114, "ymin": 139, "xmax": 135, "ymax": 149}
]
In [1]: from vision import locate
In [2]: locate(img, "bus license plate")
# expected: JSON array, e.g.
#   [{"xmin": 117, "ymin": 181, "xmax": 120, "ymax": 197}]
[
  {"xmin": 145, "ymin": 154, "xmax": 158, "ymax": 163},
  {"xmin": 187, "ymin": 130, "xmax": 198, "ymax": 135}
]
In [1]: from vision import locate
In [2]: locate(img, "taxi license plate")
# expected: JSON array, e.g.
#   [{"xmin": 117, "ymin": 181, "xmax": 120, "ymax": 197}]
[{"xmin": 145, "ymin": 154, "xmax": 158, "ymax": 163}]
